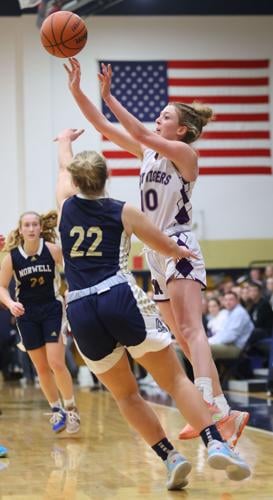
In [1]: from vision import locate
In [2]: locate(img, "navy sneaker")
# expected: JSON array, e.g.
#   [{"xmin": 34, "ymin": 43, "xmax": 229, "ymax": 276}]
[{"xmin": 50, "ymin": 407, "xmax": 67, "ymax": 433}]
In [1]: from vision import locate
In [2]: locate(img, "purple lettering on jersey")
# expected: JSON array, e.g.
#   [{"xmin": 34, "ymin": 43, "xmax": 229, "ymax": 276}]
[{"xmin": 176, "ymin": 258, "xmax": 193, "ymax": 277}]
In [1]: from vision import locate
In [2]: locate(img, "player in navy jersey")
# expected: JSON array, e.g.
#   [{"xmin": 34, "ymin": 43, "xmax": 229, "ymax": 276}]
[
  {"xmin": 0, "ymin": 211, "xmax": 80, "ymax": 435},
  {"xmin": 53, "ymin": 127, "xmax": 251, "ymax": 489},
  {"xmin": 61, "ymin": 58, "xmax": 249, "ymax": 445}
]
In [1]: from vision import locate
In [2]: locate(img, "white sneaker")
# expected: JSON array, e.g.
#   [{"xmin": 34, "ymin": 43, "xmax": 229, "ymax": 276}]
[
  {"xmin": 207, "ymin": 439, "xmax": 251, "ymax": 481},
  {"xmin": 165, "ymin": 450, "xmax": 191, "ymax": 490},
  {"xmin": 66, "ymin": 408, "xmax": 81, "ymax": 434}
]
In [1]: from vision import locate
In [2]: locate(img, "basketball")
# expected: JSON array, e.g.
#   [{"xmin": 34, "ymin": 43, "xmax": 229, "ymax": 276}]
[{"xmin": 40, "ymin": 11, "xmax": 88, "ymax": 58}]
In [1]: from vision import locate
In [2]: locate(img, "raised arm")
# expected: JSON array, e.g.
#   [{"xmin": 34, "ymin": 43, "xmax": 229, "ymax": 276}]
[
  {"xmin": 100, "ymin": 63, "xmax": 198, "ymax": 182},
  {"xmin": 122, "ymin": 204, "xmax": 197, "ymax": 260},
  {"xmin": 64, "ymin": 58, "xmax": 143, "ymax": 159},
  {"xmin": 55, "ymin": 128, "xmax": 84, "ymax": 210}
]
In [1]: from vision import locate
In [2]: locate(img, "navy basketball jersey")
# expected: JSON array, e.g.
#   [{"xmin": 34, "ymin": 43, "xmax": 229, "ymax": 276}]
[
  {"xmin": 59, "ymin": 196, "xmax": 130, "ymax": 291},
  {"xmin": 11, "ymin": 239, "xmax": 58, "ymax": 304}
]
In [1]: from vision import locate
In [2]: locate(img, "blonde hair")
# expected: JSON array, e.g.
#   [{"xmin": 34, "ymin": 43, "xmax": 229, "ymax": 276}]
[
  {"xmin": 172, "ymin": 101, "xmax": 214, "ymax": 144},
  {"xmin": 67, "ymin": 150, "xmax": 108, "ymax": 196},
  {"xmin": 4, "ymin": 210, "xmax": 58, "ymax": 252}
]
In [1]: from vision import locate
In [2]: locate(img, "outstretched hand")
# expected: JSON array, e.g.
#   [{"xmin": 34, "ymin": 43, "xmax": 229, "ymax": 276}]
[
  {"xmin": 53, "ymin": 128, "xmax": 84, "ymax": 142},
  {"xmin": 98, "ymin": 62, "xmax": 112, "ymax": 102},
  {"xmin": 64, "ymin": 57, "xmax": 81, "ymax": 94},
  {"xmin": 177, "ymin": 246, "xmax": 198, "ymax": 260}
]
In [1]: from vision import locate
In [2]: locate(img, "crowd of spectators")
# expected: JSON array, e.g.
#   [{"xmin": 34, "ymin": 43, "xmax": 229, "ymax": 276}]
[
  {"xmin": 200, "ymin": 265, "xmax": 273, "ymax": 379},
  {"xmin": 1, "ymin": 265, "xmax": 273, "ymax": 386}
]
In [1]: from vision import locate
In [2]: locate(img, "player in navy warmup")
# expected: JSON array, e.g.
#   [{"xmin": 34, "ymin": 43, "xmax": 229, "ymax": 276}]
[
  {"xmin": 0, "ymin": 212, "xmax": 80, "ymax": 435},
  {"xmin": 53, "ymin": 127, "xmax": 251, "ymax": 490}
]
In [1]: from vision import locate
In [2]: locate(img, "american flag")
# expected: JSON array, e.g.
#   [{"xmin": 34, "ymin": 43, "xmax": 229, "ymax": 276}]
[{"xmin": 99, "ymin": 59, "xmax": 272, "ymax": 176}]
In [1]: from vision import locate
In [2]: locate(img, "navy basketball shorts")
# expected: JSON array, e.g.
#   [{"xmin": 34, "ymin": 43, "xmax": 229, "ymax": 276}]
[
  {"xmin": 67, "ymin": 281, "xmax": 172, "ymax": 375},
  {"xmin": 16, "ymin": 299, "xmax": 63, "ymax": 351},
  {"xmin": 146, "ymin": 230, "xmax": 207, "ymax": 301}
]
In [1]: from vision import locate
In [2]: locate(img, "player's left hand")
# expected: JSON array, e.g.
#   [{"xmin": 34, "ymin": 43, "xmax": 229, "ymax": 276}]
[{"xmin": 98, "ymin": 62, "xmax": 112, "ymax": 102}]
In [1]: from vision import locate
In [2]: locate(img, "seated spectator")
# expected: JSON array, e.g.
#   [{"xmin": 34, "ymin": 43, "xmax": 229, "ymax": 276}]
[
  {"xmin": 0, "ymin": 308, "xmax": 23, "ymax": 381},
  {"xmin": 248, "ymin": 267, "xmax": 263, "ymax": 287},
  {"xmin": 248, "ymin": 281, "xmax": 273, "ymax": 342},
  {"xmin": 208, "ymin": 291, "xmax": 254, "ymax": 360},
  {"xmin": 265, "ymin": 277, "xmax": 273, "ymax": 311},
  {"xmin": 262, "ymin": 265, "xmax": 273, "ymax": 295},
  {"xmin": 206, "ymin": 298, "xmax": 228, "ymax": 338},
  {"xmin": 265, "ymin": 265, "xmax": 273, "ymax": 278},
  {"xmin": 239, "ymin": 282, "xmax": 252, "ymax": 311},
  {"xmin": 220, "ymin": 279, "xmax": 235, "ymax": 295}
]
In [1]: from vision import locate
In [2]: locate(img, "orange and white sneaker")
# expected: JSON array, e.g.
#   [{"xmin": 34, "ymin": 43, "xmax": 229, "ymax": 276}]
[
  {"xmin": 217, "ymin": 410, "xmax": 250, "ymax": 447},
  {"xmin": 179, "ymin": 404, "xmax": 227, "ymax": 440},
  {"xmin": 179, "ymin": 408, "xmax": 249, "ymax": 446}
]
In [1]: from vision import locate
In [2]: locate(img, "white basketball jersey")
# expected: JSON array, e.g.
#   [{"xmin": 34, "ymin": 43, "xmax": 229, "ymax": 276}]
[{"xmin": 140, "ymin": 149, "xmax": 195, "ymax": 233}]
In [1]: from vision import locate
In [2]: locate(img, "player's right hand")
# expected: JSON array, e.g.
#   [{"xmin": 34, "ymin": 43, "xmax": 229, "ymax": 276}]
[
  {"xmin": 64, "ymin": 57, "xmax": 81, "ymax": 94},
  {"xmin": 9, "ymin": 301, "xmax": 25, "ymax": 317},
  {"xmin": 177, "ymin": 246, "xmax": 198, "ymax": 260},
  {"xmin": 53, "ymin": 128, "xmax": 84, "ymax": 143}
]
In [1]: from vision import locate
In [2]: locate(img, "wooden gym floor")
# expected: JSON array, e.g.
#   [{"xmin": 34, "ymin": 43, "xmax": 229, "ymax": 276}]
[{"xmin": 0, "ymin": 382, "xmax": 273, "ymax": 499}]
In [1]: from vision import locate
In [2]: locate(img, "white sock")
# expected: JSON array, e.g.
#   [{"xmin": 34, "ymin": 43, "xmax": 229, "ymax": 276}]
[
  {"xmin": 194, "ymin": 377, "xmax": 214, "ymax": 405},
  {"xmin": 64, "ymin": 396, "xmax": 76, "ymax": 410},
  {"xmin": 214, "ymin": 394, "xmax": 231, "ymax": 417},
  {"xmin": 49, "ymin": 399, "xmax": 62, "ymax": 409}
]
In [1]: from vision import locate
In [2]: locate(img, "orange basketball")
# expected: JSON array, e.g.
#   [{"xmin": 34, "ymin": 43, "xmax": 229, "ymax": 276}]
[{"xmin": 40, "ymin": 11, "xmax": 88, "ymax": 58}]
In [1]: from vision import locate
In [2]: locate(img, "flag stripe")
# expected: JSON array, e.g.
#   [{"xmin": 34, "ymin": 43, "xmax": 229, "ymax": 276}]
[
  {"xmin": 169, "ymin": 86, "xmax": 269, "ymax": 96},
  {"xmin": 169, "ymin": 95, "xmax": 269, "ymax": 104},
  {"xmin": 110, "ymin": 168, "xmax": 140, "ymax": 176},
  {"xmin": 198, "ymin": 149, "xmax": 270, "ymax": 157},
  {"xmin": 213, "ymin": 113, "xmax": 269, "ymax": 121},
  {"xmin": 103, "ymin": 149, "xmax": 270, "ymax": 158},
  {"xmin": 199, "ymin": 157, "xmax": 271, "ymax": 167},
  {"xmin": 167, "ymin": 60, "xmax": 269, "ymax": 69},
  {"xmin": 110, "ymin": 166, "xmax": 272, "ymax": 176},
  {"xmin": 168, "ymin": 77, "xmax": 268, "ymax": 87},
  {"xmin": 201, "ymin": 131, "xmax": 270, "ymax": 139},
  {"xmin": 103, "ymin": 157, "xmax": 271, "ymax": 168},
  {"xmin": 103, "ymin": 150, "xmax": 135, "ymax": 159},
  {"xmin": 199, "ymin": 167, "xmax": 272, "ymax": 175},
  {"xmin": 103, "ymin": 130, "xmax": 270, "ymax": 141},
  {"xmin": 169, "ymin": 69, "xmax": 269, "ymax": 78}
]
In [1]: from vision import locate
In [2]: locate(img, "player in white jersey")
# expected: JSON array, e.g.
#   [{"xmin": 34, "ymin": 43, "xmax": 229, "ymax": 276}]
[
  {"xmin": 63, "ymin": 57, "xmax": 249, "ymax": 445},
  {"xmin": 140, "ymin": 149, "xmax": 206, "ymax": 297}
]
